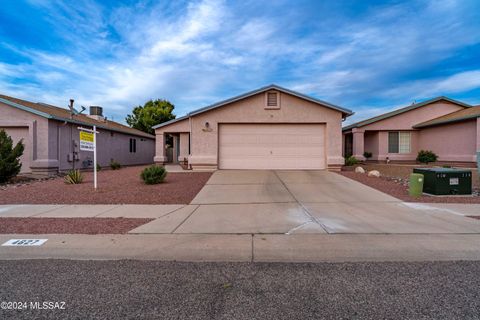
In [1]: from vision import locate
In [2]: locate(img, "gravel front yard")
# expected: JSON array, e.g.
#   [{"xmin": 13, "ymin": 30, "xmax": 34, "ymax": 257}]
[
  {"xmin": 339, "ymin": 169, "xmax": 480, "ymax": 203},
  {"xmin": 0, "ymin": 166, "xmax": 212, "ymax": 204},
  {"xmin": 0, "ymin": 218, "xmax": 152, "ymax": 234}
]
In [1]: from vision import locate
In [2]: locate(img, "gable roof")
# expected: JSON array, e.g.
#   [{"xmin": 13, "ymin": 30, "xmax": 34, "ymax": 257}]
[
  {"xmin": 413, "ymin": 105, "xmax": 480, "ymax": 128},
  {"xmin": 342, "ymin": 96, "xmax": 472, "ymax": 131},
  {"xmin": 0, "ymin": 94, "xmax": 154, "ymax": 139},
  {"xmin": 153, "ymin": 84, "xmax": 353, "ymax": 129}
]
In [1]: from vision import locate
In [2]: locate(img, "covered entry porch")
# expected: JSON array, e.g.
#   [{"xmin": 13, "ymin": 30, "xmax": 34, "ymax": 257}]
[{"xmin": 154, "ymin": 132, "xmax": 190, "ymax": 167}]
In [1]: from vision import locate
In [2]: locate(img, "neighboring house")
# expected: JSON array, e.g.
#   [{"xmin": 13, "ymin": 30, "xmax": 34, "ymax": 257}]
[
  {"xmin": 413, "ymin": 105, "xmax": 480, "ymax": 166},
  {"xmin": 153, "ymin": 84, "xmax": 353, "ymax": 170},
  {"xmin": 342, "ymin": 97, "xmax": 480, "ymax": 165},
  {"xmin": 0, "ymin": 94, "xmax": 155, "ymax": 175}
]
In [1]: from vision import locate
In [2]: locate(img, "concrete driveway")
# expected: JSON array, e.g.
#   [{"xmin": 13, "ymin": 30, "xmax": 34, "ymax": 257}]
[{"xmin": 133, "ymin": 170, "xmax": 480, "ymax": 234}]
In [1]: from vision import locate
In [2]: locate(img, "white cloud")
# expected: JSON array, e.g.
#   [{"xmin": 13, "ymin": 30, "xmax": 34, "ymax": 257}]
[
  {"xmin": 1, "ymin": 0, "xmax": 479, "ymax": 124},
  {"xmin": 383, "ymin": 70, "xmax": 480, "ymax": 99}
]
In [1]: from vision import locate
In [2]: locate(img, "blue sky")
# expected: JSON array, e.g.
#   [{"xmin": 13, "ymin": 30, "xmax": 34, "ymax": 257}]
[{"xmin": 1, "ymin": 0, "xmax": 479, "ymax": 125}]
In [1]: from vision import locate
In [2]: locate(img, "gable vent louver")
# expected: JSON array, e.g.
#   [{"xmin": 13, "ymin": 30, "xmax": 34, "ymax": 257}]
[{"xmin": 267, "ymin": 92, "xmax": 278, "ymax": 107}]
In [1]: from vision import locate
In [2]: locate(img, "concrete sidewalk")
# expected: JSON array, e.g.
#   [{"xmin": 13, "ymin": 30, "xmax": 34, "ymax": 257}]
[
  {"xmin": 2, "ymin": 233, "xmax": 480, "ymax": 262},
  {"xmin": 2, "ymin": 202, "xmax": 480, "ymax": 235},
  {"xmin": 0, "ymin": 204, "xmax": 185, "ymax": 218}
]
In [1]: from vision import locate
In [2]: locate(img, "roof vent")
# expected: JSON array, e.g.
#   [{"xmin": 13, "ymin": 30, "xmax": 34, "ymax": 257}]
[
  {"xmin": 90, "ymin": 106, "xmax": 103, "ymax": 117},
  {"xmin": 87, "ymin": 106, "xmax": 105, "ymax": 121}
]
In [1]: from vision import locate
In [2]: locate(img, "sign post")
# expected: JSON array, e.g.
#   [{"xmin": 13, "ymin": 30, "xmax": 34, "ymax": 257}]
[
  {"xmin": 78, "ymin": 126, "xmax": 98, "ymax": 189},
  {"xmin": 93, "ymin": 126, "xmax": 97, "ymax": 189}
]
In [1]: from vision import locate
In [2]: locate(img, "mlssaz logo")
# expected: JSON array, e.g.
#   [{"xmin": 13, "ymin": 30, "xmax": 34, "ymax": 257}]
[{"xmin": 30, "ymin": 301, "xmax": 66, "ymax": 310}]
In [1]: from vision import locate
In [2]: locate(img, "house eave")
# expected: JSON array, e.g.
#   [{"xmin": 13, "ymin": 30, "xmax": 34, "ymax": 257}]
[
  {"xmin": 0, "ymin": 97, "xmax": 54, "ymax": 119},
  {"xmin": 413, "ymin": 114, "xmax": 480, "ymax": 129}
]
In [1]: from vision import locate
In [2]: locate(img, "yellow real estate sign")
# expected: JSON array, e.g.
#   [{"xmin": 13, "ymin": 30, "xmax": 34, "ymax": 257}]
[{"xmin": 79, "ymin": 131, "xmax": 94, "ymax": 151}]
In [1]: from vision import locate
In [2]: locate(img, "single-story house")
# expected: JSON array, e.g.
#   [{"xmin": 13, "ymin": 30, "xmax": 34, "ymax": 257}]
[
  {"xmin": 153, "ymin": 84, "xmax": 353, "ymax": 171},
  {"xmin": 342, "ymin": 96, "xmax": 480, "ymax": 166},
  {"xmin": 0, "ymin": 94, "xmax": 155, "ymax": 175}
]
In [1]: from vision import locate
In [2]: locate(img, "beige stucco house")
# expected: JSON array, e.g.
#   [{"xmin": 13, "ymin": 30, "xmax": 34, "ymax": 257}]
[
  {"xmin": 0, "ymin": 94, "xmax": 155, "ymax": 175},
  {"xmin": 153, "ymin": 84, "xmax": 353, "ymax": 170},
  {"xmin": 342, "ymin": 97, "xmax": 480, "ymax": 166}
]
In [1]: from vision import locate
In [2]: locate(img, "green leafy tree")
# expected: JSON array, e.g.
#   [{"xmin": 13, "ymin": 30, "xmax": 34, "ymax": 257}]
[
  {"xmin": 0, "ymin": 129, "xmax": 25, "ymax": 183},
  {"xmin": 126, "ymin": 99, "xmax": 176, "ymax": 134}
]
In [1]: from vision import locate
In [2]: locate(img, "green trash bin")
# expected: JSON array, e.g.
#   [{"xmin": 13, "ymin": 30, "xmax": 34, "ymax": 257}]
[{"xmin": 409, "ymin": 173, "xmax": 424, "ymax": 198}]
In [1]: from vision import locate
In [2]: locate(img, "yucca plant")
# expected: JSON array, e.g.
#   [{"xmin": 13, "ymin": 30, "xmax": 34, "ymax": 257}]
[
  {"xmin": 140, "ymin": 165, "xmax": 167, "ymax": 185},
  {"xmin": 64, "ymin": 169, "xmax": 83, "ymax": 184}
]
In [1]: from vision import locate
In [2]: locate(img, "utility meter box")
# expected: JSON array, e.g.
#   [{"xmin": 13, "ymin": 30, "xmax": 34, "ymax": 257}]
[{"xmin": 413, "ymin": 168, "xmax": 472, "ymax": 195}]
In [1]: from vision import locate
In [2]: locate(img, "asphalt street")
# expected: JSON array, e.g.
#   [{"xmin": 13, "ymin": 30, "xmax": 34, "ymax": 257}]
[{"xmin": 1, "ymin": 260, "xmax": 480, "ymax": 319}]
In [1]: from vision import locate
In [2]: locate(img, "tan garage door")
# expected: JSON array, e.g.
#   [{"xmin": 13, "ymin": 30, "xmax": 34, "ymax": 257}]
[
  {"xmin": 219, "ymin": 124, "xmax": 326, "ymax": 170},
  {"xmin": 1, "ymin": 127, "xmax": 30, "ymax": 173}
]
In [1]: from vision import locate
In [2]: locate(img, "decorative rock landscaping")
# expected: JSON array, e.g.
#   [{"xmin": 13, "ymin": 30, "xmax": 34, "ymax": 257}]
[
  {"xmin": 367, "ymin": 170, "xmax": 381, "ymax": 178},
  {"xmin": 355, "ymin": 166, "xmax": 366, "ymax": 174}
]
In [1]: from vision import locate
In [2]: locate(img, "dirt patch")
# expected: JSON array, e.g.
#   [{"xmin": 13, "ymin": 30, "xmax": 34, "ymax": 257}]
[
  {"xmin": 0, "ymin": 165, "xmax": 212, "ymax": 204},
  {"xmin": 0, "ymin": 218, "xmax": 153, "ymax": 234},
  {"xmin": 339, "ymin": 171, "xmax": 480, "ymax": 203}
]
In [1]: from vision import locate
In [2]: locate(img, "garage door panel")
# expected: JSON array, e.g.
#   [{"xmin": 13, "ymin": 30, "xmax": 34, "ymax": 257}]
[
  {"xmin": 221, "ymin": 157, "xmax": 325, "ymax": 170},
  {"xmin": 220, "ymin": 146, "xmax": 324, "ymax": 156},
  {"xmin": 219, "ymin": 124, "xmax": 326, "ymax": 170}
]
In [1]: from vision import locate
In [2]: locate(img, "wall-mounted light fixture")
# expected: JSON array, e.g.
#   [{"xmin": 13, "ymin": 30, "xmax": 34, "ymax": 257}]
[{"xmin": 202, "ymin": 121, "xmax": 212, "ymax": 132}]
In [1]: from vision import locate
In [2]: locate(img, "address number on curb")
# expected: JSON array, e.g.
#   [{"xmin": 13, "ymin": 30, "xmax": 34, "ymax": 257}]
[{"xmin": 2, "ymin": 239, "xmax": 48, "ymax": 246}]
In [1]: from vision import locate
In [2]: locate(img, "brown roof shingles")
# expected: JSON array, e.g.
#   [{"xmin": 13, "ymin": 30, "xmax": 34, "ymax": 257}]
[
  {"xmin": 413, "ymin": 105, "xmax": 480, "ymax": 128},
  {"xmin": 0, "ymin": 94, "xmax": 154, "ymax": 139}
]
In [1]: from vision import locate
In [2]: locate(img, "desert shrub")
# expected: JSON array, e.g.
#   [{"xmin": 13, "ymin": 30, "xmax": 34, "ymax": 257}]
[
  {"xmin": 345, "ymin": 156, "xmax": 359, "ymax": 166},
  {"xmin": 110, "ymin": 160, "xmax": 121, "ymax": 170},
  {"xmin": 416, "ymin": 150, "xmax": 438, "ymax": 164},
  {"xmin": 363, "ymin": 151, "xmax": 373, "ymax": 159},
  {"xmin": 96, "ymin": 163, "xmax": 102, "ymax": 171},
  {"xmin": 0, "ymin": 129, "xmax": 25, "ymax": 183},
  {"xmin": 140, "ymin": 165, "xmax": 167, "ymax": 184},
  {"xmin": 64, "ymin": 170, "xmax": 83, "ymax": 184}
]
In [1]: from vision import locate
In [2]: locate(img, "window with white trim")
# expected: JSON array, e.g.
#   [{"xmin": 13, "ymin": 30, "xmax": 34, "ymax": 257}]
[{"xmin": 388, "ymin": 132, "xmax": 411, "ymax": 154}]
